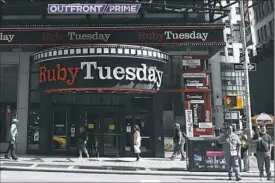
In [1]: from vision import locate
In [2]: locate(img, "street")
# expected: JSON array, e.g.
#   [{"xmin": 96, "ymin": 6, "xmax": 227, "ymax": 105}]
[{"xmin": 0, "ymin": 171, "xmax": 271, "ymax": 182}]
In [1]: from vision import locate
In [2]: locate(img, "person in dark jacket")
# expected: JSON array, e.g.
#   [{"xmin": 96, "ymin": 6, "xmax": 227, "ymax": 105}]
[
  {"xmin": 4, "ymin": 119, "xmax": 19, "ymax": 160},
  {"xmin": 78, "ymin": 126, "xmax": 89, "ymax": 158},
  {"xmin": 170, "ymin": 123, "xmax": 185, "ymax": 160},
  {"xmin": 251, "ymin": 125, "xmax": 273, "ymax": 181}
]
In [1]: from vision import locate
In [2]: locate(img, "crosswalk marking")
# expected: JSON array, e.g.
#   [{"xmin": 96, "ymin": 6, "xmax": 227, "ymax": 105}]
[{"xmin": 140, "ymin": 180, "xmax": 160, "ymax": 183}]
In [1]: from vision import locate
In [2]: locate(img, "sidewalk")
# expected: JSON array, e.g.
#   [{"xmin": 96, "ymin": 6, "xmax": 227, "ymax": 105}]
[{"xmin": 0, "ymin": 154, "xmax": 274, "ymax": 178}]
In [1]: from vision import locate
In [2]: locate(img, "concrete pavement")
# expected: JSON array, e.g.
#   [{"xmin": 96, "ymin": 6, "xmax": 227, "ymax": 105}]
[
  {"xmin": 0, "ymin": 154, "xmax": 274, "ymax": 178},
  {"xmin": 1, "ymin": 171, "xmax": 273, "ymax": 182}
]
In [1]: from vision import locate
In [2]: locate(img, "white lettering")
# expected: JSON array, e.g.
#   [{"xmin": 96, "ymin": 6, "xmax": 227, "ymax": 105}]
[
  {"xmin": 164, "ymin": 31, "xmax": 209, "ymax": 41},
  {"xmin": 136, "ymin": 64, "xmax": 148, "ymax": 81},
  {"xmin": 80, "ymin": 62, "xmax": 164, "ymax": 89},
  {"xmin": 0, "ymin": 33, "xmax": 15, "ymax": 43},
  {"xmin": 186, "ymin": 95, "xmax": 203, "ymax": 100},
  {"xmin": 185, "ymin": 110, "xmax": 193, "ymax": 137},
  {"xmin": 205, "ymin": 110, "xmax": 211, "ymax": 122},
  {"xmin": 125, "ymin": 67, "xmax": 136, "ymax": 80},
  {"xmin": 81, "ymin": 62, "xmax": 97, "ymax": 79},
  {"xmin": 97, "ymin": 66, "xmax": 113, "ymax": 80},
  {"xmin": 113, "ymin": 67, "xmax": 125, "ymax": 80},
  {"xmin": 68, "ymin": 32, "xmax": 111, "ymax": 42},
  {"xmin": 193, "ymin": 104, "xmax": 198, "ymax": 125}
]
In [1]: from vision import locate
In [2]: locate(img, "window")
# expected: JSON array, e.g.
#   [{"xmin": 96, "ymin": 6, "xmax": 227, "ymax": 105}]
[
  {"xmin": 228, "ymin": 48, "xmax": 234, "ymax": 56},
  {"xmin": 254, "ymin": 7, "xmax": 259, "ymax": 22},
  {"xmin": 232, "ymin": 24, "xmax": 241, "ymax": 31},
  {"xmin": 0, "ymin": 64, "xmax": 18, "ymax": 142},
  {"xmin": 262, "ymin": 25, "xmax": 267, "ymax": 40},
  {"xmin": 220, "ymin": 51, "xmax": 225, "ymax": 56},
  {"xmin": 260, "ymin": 3, "xmax": 265, "ymax": 17},
  {"xmin": 27, "ymin": 110, "xmax": 40, "ymax": 150},
  {"xmin": 239, "ymin": 48, "xmax": 243, "ymax": 54},
  {"xmin": 269, "ymin": 20, "xmax": 274, "ymax": 37},
  {"xmin": 235, "ymin": 7, "xmax": 240, "ymax": 14},
  {"xmin": 225, "ymin": 20, "xmax": 230, "ymax": 28},
  {"xmin": 30, "ymin": 74, "xmax": 39, "ymax": 90},
  {"xmin": 226, "ymin": 34, "xmax": 232, "ymax": 41},
  {"xmin": 268, "ymin": 0, "xmax": 273, "ymax": 12},
  {"xmin": 257, "ymin": 29, "xmax": 262, "ymax": 43},
  {"xmin": 222, "ymin": 79, "xmax": 236, "ymax": 86}
]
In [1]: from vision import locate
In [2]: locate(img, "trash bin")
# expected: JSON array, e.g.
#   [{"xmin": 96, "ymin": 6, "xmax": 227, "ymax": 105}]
[{"xmin": 186, "ymin": 137, "xmax": 227, "ymax": 172}]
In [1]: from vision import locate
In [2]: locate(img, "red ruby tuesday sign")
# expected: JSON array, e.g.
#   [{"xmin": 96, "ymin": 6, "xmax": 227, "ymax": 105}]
[{"xmin": 0, "ymin": 27, "xmax": 224, "ymax": 45}]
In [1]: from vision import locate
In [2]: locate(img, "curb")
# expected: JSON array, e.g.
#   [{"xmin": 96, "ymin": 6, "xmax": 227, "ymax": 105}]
[{"xmin": 0, "ymin": 166, "xmax": 266, "ymax": 178}]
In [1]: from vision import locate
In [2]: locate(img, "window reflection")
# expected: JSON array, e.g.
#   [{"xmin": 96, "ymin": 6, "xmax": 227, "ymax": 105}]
[
  {"xmin": 0, "ymin": 64, "xmax": 18, "ymax": 142},
  {"xmin": 135, "ymin": 113, "xmax": 151, "ymax": 153},
  {"xmin": 0, "ymin": 64, "xmax": 18, "ymax": 102},
  {"xmin": 0, "ymin": 105, "xmax": 17, "ymax": 142},
  {"xmin": 27, "ymin": 110, "xmax": 40, "ymax": 149}
]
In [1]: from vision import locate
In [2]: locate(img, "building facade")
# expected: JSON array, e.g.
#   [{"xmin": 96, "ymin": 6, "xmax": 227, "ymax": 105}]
[
  {"xmin": 249, "ymin": 0, "xmax": 274, "ymax": 116},
  {"xmin": 210, "ymin": 0, "xmax": 248, "ymax": 128},
  {"xmin": 0, "ymin": 2, "xmax": 227, "ymax": 156}
]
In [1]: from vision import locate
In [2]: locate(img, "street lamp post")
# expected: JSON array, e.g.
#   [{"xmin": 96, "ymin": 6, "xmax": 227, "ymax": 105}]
[{"xmin": 239, "ymin": 0, "xmax": 255, "ymax": 172}]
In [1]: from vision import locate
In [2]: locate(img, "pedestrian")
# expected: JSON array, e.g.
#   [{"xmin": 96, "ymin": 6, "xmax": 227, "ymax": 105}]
[
  {"xmin": 234, "ymin": 125, "xmax": 243, "ymax": 140},
  {"xmin": 218, "ymin": 125, "xmax": 241, "ymax": 181},
  {"xmin": 78, "ymin": 126, "xmax": 89, "ymax": 159},
  {"xmin": 251, "ymin": 125, "xmax": 273, "ymax": 181},
  {"xmin": 4, "ymin": 119, "xmax": 19, "ymax": 160},
  {"xmin": 132, "ymin": 125, "xmax": 141, "ymax": 161},
  {"xmin": 170, "ymin": 123, "xmax": 185, "ymax": 161},
  {"xmin": 240, "ymin": 134, "xmax": 249, "ymax": 172}
]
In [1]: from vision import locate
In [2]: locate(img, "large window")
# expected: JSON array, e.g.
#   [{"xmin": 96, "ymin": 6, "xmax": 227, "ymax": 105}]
[
  {"xmin": 27, "ymin": 60, "xmax": 41, "ymax": 149},
  {"xmin": 0, "ymin": 64, "xmax": 18, "ymax": 142}
]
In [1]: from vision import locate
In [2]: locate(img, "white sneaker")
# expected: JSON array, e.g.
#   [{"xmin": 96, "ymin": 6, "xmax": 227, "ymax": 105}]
[{"xmin": 260, "ymin": 177, "xmax": 265, "ymax": 181}]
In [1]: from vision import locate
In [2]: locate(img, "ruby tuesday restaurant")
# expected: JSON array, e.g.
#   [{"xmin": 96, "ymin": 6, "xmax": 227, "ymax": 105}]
[{"xmin": 0, "ymin": 6, "xmax": 226, "ymax": 157}]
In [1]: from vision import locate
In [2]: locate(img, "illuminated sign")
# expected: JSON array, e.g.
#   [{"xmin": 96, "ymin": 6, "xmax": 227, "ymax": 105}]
[
  {"xmin": 39, "ymin": 62, "xmax": 163, "ymax": 88},
  {"xmin": 0, "ymin": 26, "xmax": 225, "ymax": 46},
  {"xmin": 47, "ymin": 4, "xmax": 141, "ymax": 14}
]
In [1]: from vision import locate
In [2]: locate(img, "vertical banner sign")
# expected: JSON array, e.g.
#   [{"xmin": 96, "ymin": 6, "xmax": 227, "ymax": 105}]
[
  {"xmin": 185, "ymin": 110, "xmax": 193, "ymax": 137},
  {"xmin": 243, "ymin": 0, "xmax": 253, "ymax": 46}
]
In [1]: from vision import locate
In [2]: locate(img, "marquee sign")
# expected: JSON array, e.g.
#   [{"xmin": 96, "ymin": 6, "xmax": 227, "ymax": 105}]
[
  {"xmin": 39, "ymin": 62, "xmax": 163, "ymax": 88},
  {"xmin": 34, "ymin": 45, "xmax": 169, "ymax": 93},
  {"xmin": 0, "ymin": 26, "xmax": 224, "ymax": 46}
]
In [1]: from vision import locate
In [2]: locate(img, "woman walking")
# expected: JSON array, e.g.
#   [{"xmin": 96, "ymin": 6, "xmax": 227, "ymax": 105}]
[{"xmin": 133, "ymin": 125, "xmax": 141, "ymax": 161}]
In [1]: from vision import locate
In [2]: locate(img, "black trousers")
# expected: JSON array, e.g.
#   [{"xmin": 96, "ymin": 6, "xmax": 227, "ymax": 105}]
[{"xmin": 5, "ymin": 141, "xmax": 17, "ymax": 159}]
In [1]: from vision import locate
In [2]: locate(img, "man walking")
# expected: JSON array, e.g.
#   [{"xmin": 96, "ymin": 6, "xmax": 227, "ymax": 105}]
[
  {"xmin": 170, "ymin": 123, "xmax": 185, "ymax": 161},
  {"xmin": 252, "ymin": 125, "xmax": 273, "ymax": 181},
  {"xmin": 4, "ymin": 119, "xmax": 19, "ymax": 160},
  {"xmin": 218, "ymin": 125, "xmax": 241, "ymax": 181}
]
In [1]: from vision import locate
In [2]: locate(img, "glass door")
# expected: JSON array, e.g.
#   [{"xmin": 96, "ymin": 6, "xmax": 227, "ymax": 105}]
[
  {"xmin": 86, "ymin": 109, "xmax": 121, "ymax": 157},
  {"xmin": 52, "ymin": 109, "xmax": 68, "ymax": 150},
  {"xmin": 67, "ymin": 107, "xmax": 87, "ymax": 154},
  {"xmin": 86, "ymin": 109, "xmax": 101, "ymax": 157},
  {"xmin": 135, "ymin": 112, "xmax": 152, "ymax": 155},
  {"xmin": 100, "ymin": 112, "xmax": 120, "ymax": 157}
]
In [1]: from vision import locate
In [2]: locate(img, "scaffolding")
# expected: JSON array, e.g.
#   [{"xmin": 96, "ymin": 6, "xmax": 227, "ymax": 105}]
[{"xmin": 0, "ymin": 0, "xmax": 239, "ymax": 23}]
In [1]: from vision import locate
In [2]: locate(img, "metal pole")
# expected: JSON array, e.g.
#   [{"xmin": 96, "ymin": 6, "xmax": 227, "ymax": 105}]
[
  {"xmin": 273, "ymin": 0, "xmax": 275, "ymax": 177},
  {"xmin": 239, "ymin": 0, "xmax": 253, "ymax": 149}
]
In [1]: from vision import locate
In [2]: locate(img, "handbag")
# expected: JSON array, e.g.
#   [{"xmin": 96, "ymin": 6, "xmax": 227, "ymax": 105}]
[{"xmin": 133, "ymin": 145, "xmax": 141, "ymax": 153}]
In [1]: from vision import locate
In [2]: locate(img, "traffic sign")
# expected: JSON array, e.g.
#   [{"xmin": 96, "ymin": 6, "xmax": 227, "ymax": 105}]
[{"xmin": 233, "ymin": 63, "xmax": 257, "ymax": 71}]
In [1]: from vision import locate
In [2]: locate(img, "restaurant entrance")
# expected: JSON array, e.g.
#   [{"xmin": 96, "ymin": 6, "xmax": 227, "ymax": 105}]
[{"xmin": 52, "ymin": 106, "xmax": 123, "ymax": 157}]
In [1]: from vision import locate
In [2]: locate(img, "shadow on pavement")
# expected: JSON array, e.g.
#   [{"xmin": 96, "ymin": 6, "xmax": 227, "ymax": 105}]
[
  {"xmin": 102, "ymin": 159, "xmax": 134, "ymax": 163},
  {"xmin": 182, "ymin": 177, "xmax": 228, "ymax": 181}
]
